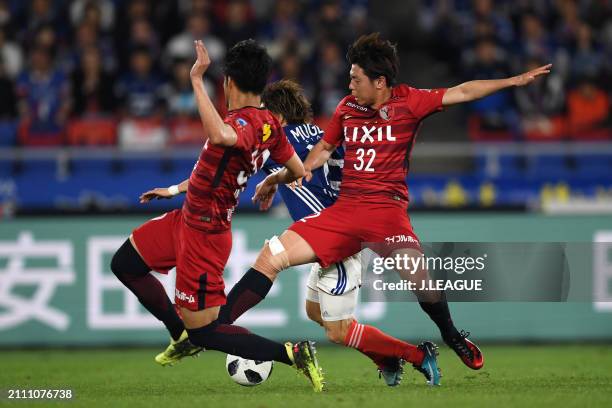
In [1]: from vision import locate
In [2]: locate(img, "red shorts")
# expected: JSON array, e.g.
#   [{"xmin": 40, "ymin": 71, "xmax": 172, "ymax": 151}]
[
  {"xmin": 289, "ymin": 196, "xmax": 421, "ymax": 268},
  {"xmin": 132, "ymin": 209, "xmax": 232, "ymax": 310}
]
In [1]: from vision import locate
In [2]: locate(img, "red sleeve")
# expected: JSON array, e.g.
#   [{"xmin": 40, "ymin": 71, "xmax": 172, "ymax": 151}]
[
  {"xmin": 269, "ymin": 125, "xmax": 296, "ymax": 165},
  {"xmin": 407, "ymin": 87, "xmax": 447, "ymax": 120},
  {"xmin": 322, "ymin": 101, "xmax": 345, "ymax": 147},
  {"xmin": 224, "ymin": 114, "xmax": 254, "ymax": 151}
]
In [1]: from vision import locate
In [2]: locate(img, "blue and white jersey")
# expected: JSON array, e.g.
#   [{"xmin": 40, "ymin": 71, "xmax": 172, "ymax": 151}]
[{"xmin": 263, "ymin": 123, "xmax": 344, "ymax": 221}]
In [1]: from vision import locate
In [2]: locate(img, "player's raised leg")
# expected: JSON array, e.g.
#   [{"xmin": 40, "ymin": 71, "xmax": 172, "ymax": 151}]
[
  {"xmin": 111, "ymin": 238, "xmax": 185, "ymax": 341},
  {"xmin": 306, "ymin": 298, "xmax": 402, "ymax": 386},
  {"xmin": 219, "ymin": 230, "xmax": 319, "ymax": 324},
  {"xmin": 168, "ymin": 216, "xmax": 322, "ymax": 391},
  {"xmin": 220, "ymin": 197, "xmax": 365, "ymax": 325},
  {"xmin": 218, "ymin": 264, "xmax": 275, "ymax": 325},
  {"xmin": 391, "ymin": 247, "xmax": 484, "ymax": 370},
  {"xmin": 305, "ymin": 262, "xmax": 401, "ymax": 386},
  {"xmin": 314, "ymin": 288, "xmax": 441, "ymax": 386},
  {"xmin": 110, "ymin": 212, "xmax": 202, "ymax": 366}
]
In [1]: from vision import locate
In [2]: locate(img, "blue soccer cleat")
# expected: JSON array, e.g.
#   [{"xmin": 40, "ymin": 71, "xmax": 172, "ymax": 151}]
[
  {"xmin": 378, "ymin": 358, "xmax": 405, "ymax": 387},
  {"xmin": 413, "ymin": 341, "xmax": 442, "ymax": 386}
]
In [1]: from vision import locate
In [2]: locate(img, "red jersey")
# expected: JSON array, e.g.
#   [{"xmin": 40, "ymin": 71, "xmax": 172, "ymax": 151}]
[
  {"xmin": 183, "ymin": 107, "xmax": 295, "ymax": 232},
  {"xmin": 323, "ymin": 84, "xmax": 446, "ymax": 202}
]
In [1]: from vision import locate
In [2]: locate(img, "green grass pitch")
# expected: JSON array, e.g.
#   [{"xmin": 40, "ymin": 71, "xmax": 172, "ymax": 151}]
[{"xmin": 1, "ymin": 345, "xmax": 611, "ymax": 407}]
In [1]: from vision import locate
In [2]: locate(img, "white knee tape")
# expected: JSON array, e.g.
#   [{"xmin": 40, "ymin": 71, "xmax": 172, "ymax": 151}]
[{"xmin": 268, "ymin": 235, "xmax": 286, "ymax": 256}]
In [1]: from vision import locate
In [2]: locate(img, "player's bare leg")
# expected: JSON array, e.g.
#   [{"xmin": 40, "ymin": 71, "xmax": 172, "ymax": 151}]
[
  {"xmin": 219, "ymin": 230, "xmax": 318, "ymax": 324},
  {"xmin": 305, "ymin": 300, "xmax": 324, "ymax": 327},
  {"xmin": 305, "ymin": 290, "xmax": 439, "ymax": 386},
  {"xmin": 391, "ymin": 247, "xmax": 484, "ymax": 370},
  {"xmin": 253, "ymin": 230, "xmax": 319, "ymax": 279},
  {"xmin": 180, "ymin": 302, "xmax": 324, "ymax": 392},
  {"xmin": 180, "ymin": 305, "xmax": 221, "ymax": 328},
  {"xmin": 320, "ymin": 307, "xmax": 440, "ymax": 385}
]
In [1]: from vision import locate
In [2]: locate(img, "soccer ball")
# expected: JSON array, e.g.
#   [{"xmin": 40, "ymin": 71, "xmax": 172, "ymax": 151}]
[{"xmin": 225, "ymin": 354, "xmax": 274, "ymax": 386}]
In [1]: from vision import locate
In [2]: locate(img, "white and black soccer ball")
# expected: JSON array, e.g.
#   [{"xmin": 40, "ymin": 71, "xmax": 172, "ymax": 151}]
[{"xmin": 225, "ymin": 354, "xmax": 274, "ymax": 386}]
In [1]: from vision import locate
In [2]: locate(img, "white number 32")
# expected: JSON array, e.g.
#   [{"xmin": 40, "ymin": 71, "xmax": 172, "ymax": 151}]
[{"xmin": 354, "ymin": 148, "xmax": 376, "ymax": 172}]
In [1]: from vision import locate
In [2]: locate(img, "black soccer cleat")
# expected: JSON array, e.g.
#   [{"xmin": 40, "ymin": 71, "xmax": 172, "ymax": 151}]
[{"xmin": 444, "ymin": 330, "xmax": 484, "ymax": 370}]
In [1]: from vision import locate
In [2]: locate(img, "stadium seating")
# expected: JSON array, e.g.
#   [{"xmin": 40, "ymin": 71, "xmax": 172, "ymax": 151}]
[
  {"xmin": 0, "ymin": 121, "xmax": 18, "ymax": 147},
  {"xmin": 67, "ymin": 118, "xmax": 117, "ymax": 146},
  {"xmin": 0, "ymin": 153, "xmax": 285, "ymax": 212},
  {"xmin": 3, "ymin": 147, "xmax": 611, "ymax": 212}
]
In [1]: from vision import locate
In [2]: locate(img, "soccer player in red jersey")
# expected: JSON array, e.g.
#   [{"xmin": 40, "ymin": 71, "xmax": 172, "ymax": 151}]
[
  {"xmin": 109, "ymin": 40, "xmax": 323, "ymax": 392},
  {"xmin": 221, "ymin": 33, "xmax": 552, "ymax": 377},
  {"xmin": 219, "ymin": 79, "xmax": 442, "ymax": 386}
]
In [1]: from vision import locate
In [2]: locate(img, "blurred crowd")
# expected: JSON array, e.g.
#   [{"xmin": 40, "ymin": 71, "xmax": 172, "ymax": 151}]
[
  {"xmin": 0, "ymin": 0, "xmax": 610, "ymax": 149},
  {"xmin": 1, "ymin": 0, "xmax": 611, "ymax": 213},
  {"xmin": 0, "ymin": 0, "xmax": 369, "ymax": 148},
  {"xmin": 420, "ymin": 0, "xmax": 612, "ymax": 141}
]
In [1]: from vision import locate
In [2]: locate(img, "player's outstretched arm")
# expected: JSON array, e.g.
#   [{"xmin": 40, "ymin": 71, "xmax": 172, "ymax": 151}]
[
  {"xmin": 302, "ymin": 139, "xmax": 336, "ymax": 182},
  {"xmin": 274, "ymin": 153, "xmax": 306, "ymax": 184},
  {"xmin": 139, "ymin": 179, "xmax": 189, "ymax": 203},
  {"xmin": 442, "ymin": 64, "xmax": 552, "ymax": 106},
  {"xmin": 190, "ymin": 40, "xmax": 238, "ymax": 147},
  {"xmin": 253, "ymin": 153, "xmax": 305, "ymax": 210}
]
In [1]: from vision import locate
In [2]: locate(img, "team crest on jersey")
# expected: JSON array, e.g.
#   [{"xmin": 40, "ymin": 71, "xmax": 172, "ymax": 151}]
[
  {"xmin": 379, "ymin": 105, "xmax": 393, "ymax": 121},
  {"xmin": 262, "ymin": 123, "xmax": 271, "ymax": 142},
  {"xmin": 236, "ymin": 118, "xmax": 248, "ymax": 127}
]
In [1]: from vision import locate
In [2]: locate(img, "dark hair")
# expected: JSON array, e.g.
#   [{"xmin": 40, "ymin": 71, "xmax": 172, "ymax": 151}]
[
  {"xmin": 224, "ymin": 39, "xmax": 271, "ymax": 94},
  {"xmin": 346, "ymin": 33, "xmax": 399, "ymax": 86},
  {"xmin": 262, "ymin": 80, "xmax": 312, "ymax": 124}
]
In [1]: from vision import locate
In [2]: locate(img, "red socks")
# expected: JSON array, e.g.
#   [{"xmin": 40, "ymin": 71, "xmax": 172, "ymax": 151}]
[{"xmin": 344, "ymin": 320, "xmax": 424, "ymax": 365}]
